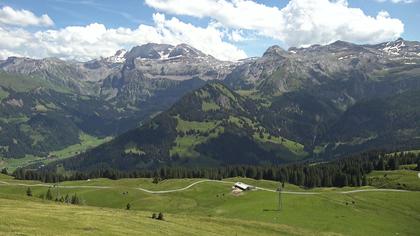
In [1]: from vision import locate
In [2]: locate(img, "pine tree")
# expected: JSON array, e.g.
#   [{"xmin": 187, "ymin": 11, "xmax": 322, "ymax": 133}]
[
  {"xmin": 126, "ymin": 203, "xmax": 131, "ymax": 210},
  {"xmin": 377, "ymin": 158, "xmax": 386, "ymax": 170},
  {"xmin": 71, "ymin": 194, "xmax": 80, "ymax": 205},
  {"xmin": 152, "ymin": 213, "xmax": 157, "ymax": 219},
  {"xmin": 152, "ymin": 176, "xmax": 160, "ymax": 184},
  {"xmin": 26, "ymin": 187, "xmax": 32, "ymax": 197},
  {"xmin": 362, "ymin": 175, "xmax": 368, "ymax": 186},
  {"xmin": 388, "ymin": 158, "xmax": 399, "ymax": 170},
  {"xmin": 46, "ymin": 188, "xmax": 53, "ymax": 200}
]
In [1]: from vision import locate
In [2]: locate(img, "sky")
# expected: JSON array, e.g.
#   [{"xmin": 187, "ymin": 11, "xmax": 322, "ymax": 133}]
[{"xmin": 0, "ymin": 0, "xmax": 419, "ymax": 61}]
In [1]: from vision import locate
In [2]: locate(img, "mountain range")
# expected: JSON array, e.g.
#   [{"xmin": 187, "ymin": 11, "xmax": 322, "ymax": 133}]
[
  {"xmin": 1, "ymin": 38, "xmax": 420, "ymax": 171},
  {"xmin": 0, "ymin": 43, "xmax": 235, "ymax": 158}
]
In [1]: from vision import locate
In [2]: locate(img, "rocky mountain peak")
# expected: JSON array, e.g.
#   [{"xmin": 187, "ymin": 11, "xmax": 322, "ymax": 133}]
[
  {"xmin": 123, "ymin": 43, "xmax": 212, "ymax": 62},
  {"xmin": 168, "ymin": 44, "xmax": 208, "ymax": 59},
  {"xmin": 381, "ymin": 38, "xmax": 407, "ymax": 55},
  {"xmin": 328, "ymin": 40, "xmax": 357, "ymax": 49},
  {"xmin": 103, "ymin": 49, "xmax": 127, "ymax": 64},
  {"xmin": 124, "ymin": 43, "xmax": 174, "ymax": 61},
  {"xmin": 368, "ymin": 37, "xmax": 420, "ymax": 59},
  {"xmin": 263, "ymin": 45, "xmax": 288, "ymax": 57}
]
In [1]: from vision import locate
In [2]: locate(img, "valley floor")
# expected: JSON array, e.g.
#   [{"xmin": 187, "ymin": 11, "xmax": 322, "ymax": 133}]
[{"xmin": 0, "ymin": 171, "xmax": 419, "ymax": 235}]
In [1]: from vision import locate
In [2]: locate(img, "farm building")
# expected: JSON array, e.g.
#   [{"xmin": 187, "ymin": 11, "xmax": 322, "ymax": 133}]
[{"xmin": 232, "ymin": 182, "xmax": 255, "ymax": 191}]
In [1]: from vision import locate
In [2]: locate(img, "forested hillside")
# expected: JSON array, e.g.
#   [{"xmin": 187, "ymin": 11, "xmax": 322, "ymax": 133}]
[{"xmin": 2, "ymin": 39, "xmax": 420, "ymax": 171}]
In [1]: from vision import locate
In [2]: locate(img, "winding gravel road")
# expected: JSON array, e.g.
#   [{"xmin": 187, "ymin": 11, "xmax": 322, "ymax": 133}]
[{"xmin": 0, "ymin": 179, "xmax": 413, "ymax": 195}]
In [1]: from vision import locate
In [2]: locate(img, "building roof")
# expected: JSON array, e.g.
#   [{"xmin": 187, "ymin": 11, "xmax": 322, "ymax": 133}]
[{"xmin": 234, "ymin": 182, "xmax": 253, "ymax": 190}]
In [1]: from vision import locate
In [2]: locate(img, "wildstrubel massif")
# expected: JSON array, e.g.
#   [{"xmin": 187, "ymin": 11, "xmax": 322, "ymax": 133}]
[
  {"xmin": 0, "ymin": 43, "xmax": 237, "ymax": 158},
  {"xmin": 41, "ymin": 38, "xmax": 420, "ymax": 172}
]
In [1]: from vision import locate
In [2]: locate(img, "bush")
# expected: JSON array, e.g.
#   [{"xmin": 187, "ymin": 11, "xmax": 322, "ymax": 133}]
[
  {"xmin": 26, "ymin": 187, "xmax": 32, "ymax": 197},
  {"xmin": 126, "ymin": 203, "xmax": 131, "ymax": 210},
  {"xmin": 157, "ymin": 212, "xmax": 164, "ymax": 221},
  {"xmin": 46, "ymin": 188, "xmax": 53, "ymax": 200},
  {"xmin": 152, "ymin": 213, "xmax": 157, "ymax": 219},
  {"xmin": 71, "ymin": 194, "xmax": 80, "ymax": 205}
]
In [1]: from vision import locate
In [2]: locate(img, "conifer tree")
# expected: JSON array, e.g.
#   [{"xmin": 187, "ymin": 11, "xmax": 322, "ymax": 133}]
[
  {"xmin": 71, "ymin": 194, "xmax": 80, "ymax": 205},
  {"xmin": 46, "ymin": 188, "xmax": 53, "ymax": 200},
  {"xmin": 26, "ymin": 187, "xmax": 32, "ymax": 197}
]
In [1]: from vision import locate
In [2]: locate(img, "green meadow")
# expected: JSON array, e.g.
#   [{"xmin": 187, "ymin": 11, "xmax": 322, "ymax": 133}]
[
  {"xmin": 0, "ymin": 133, "xmax": 111, "ymax": 172},
  {"xmin": 368, "ymin": 169, "xmax": 420, "ymax": 191},
  {"xmin": 0, "ymin": 170, "xmax": 420, "ymax": 235}
]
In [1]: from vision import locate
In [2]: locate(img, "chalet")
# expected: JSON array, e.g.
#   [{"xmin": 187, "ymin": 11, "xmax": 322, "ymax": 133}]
[{"xmin": 232, "ymin": 182, "xmax": 255, "ymax": 191}]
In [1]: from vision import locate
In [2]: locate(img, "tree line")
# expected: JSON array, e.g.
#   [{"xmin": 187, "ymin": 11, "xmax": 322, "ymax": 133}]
[
  {"xmin": 25, "ymin": 186, "xmax": 83, "ymax": 205},
  {"xmin": 12, "ymin": 150, "xmax": 420, "ymax": 189}
]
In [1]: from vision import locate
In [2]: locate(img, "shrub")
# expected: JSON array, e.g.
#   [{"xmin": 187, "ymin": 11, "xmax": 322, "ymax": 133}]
[
  {"xmin": 46, "ymin": 188, "xmax": 53, "ymax": 200},
  {"xmin": 26, "ymin": 187, "xmax": 32, "ymax": 197}
]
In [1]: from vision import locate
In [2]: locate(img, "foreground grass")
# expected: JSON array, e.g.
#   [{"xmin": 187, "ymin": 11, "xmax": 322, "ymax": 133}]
[
  {"xmin": 1, "ymin": 173, "xmax": 420, "ymax": 235},
  {"xmin": 0, "ymin": 197, "xmax": 307, "ymax": 236}
]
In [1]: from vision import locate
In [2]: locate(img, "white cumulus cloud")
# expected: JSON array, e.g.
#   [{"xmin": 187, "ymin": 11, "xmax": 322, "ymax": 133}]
[
  {"xmin": 145, "ymin": 0, "xmax": 404, "ymax": 47},
  {"xmin": 0, "ymin": 6, "xmax": 54, "ymax": 27},
  {"xmin": 0, "ymin": 11, "xmax": 246, "ymax": 61}
]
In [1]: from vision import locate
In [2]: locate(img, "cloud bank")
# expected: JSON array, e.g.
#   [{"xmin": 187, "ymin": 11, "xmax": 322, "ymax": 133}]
[
  {"xmin": 0, "ymin": 8, "xmax": 246, "ymax": 61},
  {"xmin": 0, "ymin": 1, "xmax": 406, "ymax": 61},
  {"xmin": 146, "ymin": 0, "xmax": 404, "ymax": 47}
]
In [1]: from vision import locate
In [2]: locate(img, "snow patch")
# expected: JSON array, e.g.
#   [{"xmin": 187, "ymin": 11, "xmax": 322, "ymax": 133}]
[
  {"xmin": 105, "ymin": 49, "xmax": 127, "ymax": 63},
  {"xmin": 382, "ymin": 40, "xmax": 405, "ymax": 56},
  {"xmin": 158, "ymin": 51, "xmax": 170, "ymax": 60},
  {"xmin": 338, "ymin": 55, "xmax": 355, "ymax": 60}
]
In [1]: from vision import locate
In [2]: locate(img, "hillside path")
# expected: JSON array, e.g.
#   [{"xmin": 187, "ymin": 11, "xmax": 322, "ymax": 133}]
[{"xmin": 0, "ymin": 179, "xmax": 413, "ymax": 195}]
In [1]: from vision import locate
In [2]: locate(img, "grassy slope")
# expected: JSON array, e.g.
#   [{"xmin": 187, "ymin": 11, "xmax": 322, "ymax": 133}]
[
  {"xmin": 368, "ymin": 169, "xmax": 420, "ymax": 191},
  {"xmin": 0, "ymin": 87, "xmax": 9, "ymax": 101},
  {"xmin": 0, "ymin": 71, "xmax": 69, "ymax": 93},
  {"xmin": 0, "ymin": 133, "xmax": 111, "ymax": 172},
  {"xmin": 1, "ymin": 173, "xmax": 420, "ymax": 235},
  {"xmin": 0, "ymin": 197, "xmax": 298, "ymax": 236},
  {"xmin": 227, "ymin": 116, "xmax": 307, "ymax": 158},
  {"xmin": 170, "ymin": 116, "xmax": 222, "ymax": 158}
]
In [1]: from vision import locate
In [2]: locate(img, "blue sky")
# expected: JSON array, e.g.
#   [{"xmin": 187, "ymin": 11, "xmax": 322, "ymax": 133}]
[{"xmin": 0, "ymin": 0, "xmax": 419, "ymax": 60}]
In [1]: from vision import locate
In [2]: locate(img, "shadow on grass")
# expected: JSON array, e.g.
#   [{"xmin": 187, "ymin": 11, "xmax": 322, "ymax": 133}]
[{"xmin": 262, "ymin": 209, "xmax": 281, "ymax": 212}]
